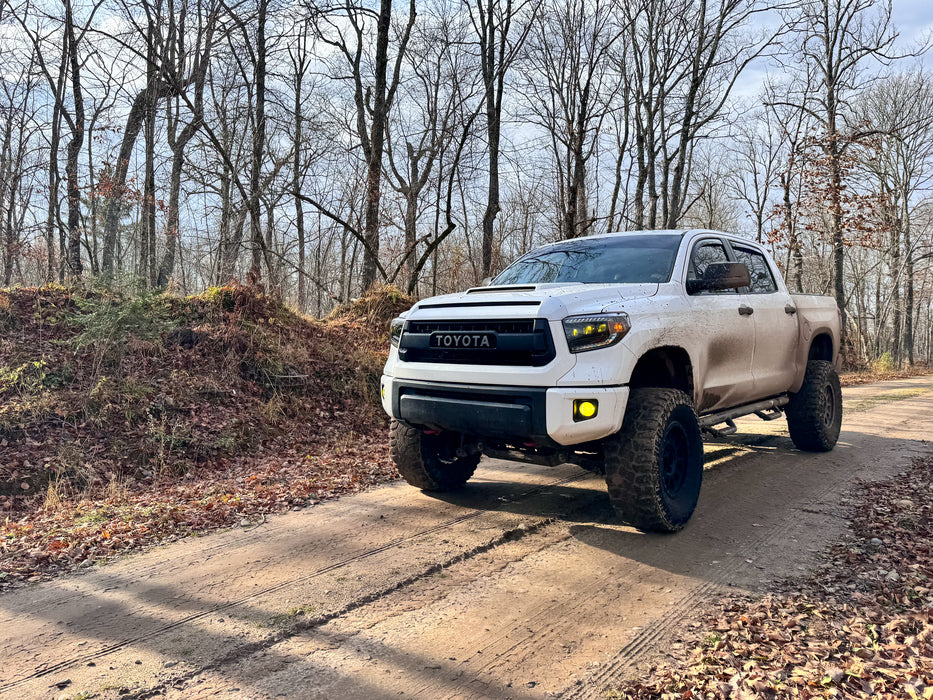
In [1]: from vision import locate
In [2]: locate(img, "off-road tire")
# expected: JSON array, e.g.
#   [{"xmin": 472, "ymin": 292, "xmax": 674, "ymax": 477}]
[
  {"xmin": 603, "ymin": 388, "xmax": 704, "ymax": 533},
  {"xmin": 390, "ymin": 419, "xmax": 480, "ymax": 491},
  {"xmin": 786, "ymin": 359, "xmax": 842, "ymax": 452}
]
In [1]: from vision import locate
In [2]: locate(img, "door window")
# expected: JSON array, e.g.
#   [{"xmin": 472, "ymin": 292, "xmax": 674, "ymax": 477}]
[
  {"xmin": 732, "ymin": 246, "xmax": 777, "ymax": 294},
  {"xmin": 687, "ymin": 241, "xmax": 733, "ymax": 294}
]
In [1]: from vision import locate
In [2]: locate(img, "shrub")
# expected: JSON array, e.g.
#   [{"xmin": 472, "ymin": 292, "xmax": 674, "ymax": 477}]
[{"xmin": 872, "ymin": 351, "xmax": 895, "ymax": 373}]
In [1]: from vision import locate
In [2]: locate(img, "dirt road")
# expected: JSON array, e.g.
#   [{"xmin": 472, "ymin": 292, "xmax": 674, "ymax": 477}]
[{"xmin": 2, "ymin": 375, "xmax": 932, "ymax": 699}]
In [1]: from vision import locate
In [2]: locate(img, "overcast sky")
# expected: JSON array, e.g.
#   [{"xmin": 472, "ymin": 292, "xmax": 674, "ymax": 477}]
[{"xmin": 892, "ymin": 0, "xmax": 933, "ymax": 62}]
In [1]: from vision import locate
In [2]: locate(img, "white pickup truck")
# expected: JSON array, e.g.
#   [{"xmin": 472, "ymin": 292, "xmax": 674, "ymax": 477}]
[{"xmin": 380, "ymin": 229, "xmax": 842, "ymax": 532}]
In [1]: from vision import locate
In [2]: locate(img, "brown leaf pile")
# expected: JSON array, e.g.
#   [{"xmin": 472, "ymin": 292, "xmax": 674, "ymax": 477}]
[
  {"xmin": 840, "ymin": 366, "xmax": 932, "ymax": 387},
  {"xmin": 608, "ymin": 457, "xmax": 933, "ymax": 699},
  {"xmin": 1, "ymin": 283, "xmax": 410, "ymax": 589},
  {"xmin": 327, "ymin": 283, "xmax": 414, "ymax": 327}
]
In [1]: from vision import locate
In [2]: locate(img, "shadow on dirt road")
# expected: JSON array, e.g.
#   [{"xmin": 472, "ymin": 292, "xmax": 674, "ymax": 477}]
[{"xmin": 0, "ymin": 376, "xmax": 931, "ymax": 699}]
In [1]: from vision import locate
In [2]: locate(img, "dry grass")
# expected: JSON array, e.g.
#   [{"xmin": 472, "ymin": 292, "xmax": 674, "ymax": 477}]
[{"xmin": 0, "ymin": 283, "xmax": 412, "ymax": 588}]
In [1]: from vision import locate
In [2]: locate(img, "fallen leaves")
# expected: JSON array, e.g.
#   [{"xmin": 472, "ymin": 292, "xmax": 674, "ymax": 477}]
[
  {"xmin": 1, "ymin": 284, "xmax": 404, "ymax": 589},
  {"xmin": 0, "ymin": 434, "xmax": 398, "ymax": 588},
  {"xmin": 840, "ymin": 367, "xmax": 933, "ymax": 387},
  {"xmin": 607, "ymin": 456, "xmax": 933, "ymax": 699}
]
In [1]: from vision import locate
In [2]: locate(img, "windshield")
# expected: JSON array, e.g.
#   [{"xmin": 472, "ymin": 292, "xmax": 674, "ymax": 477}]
[{"xmin": 492, "ymin": 234, "xmax": 681, "ymax": 286}]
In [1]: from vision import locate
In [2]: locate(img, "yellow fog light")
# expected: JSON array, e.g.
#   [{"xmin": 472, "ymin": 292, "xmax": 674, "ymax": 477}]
[
  {"xmin": 382, "ymin": 385, "xmax": 386, "ymax": 400},
  {"xmin": 573, "ymin": 399, "xmax": 598, "ymax": 422}
]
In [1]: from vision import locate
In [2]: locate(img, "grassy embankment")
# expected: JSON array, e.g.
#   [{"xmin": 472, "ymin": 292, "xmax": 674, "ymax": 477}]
[{"xmin": 0, "ymin": 283, "xmax": 411, "ymax": 588}]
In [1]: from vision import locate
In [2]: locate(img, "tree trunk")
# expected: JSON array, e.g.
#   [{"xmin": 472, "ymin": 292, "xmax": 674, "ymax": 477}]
[
  {"xmin": 64, "ymin": 0, "xmax": 84, "ymax": 278},
  {"xmin": 142, "ymin": 43, "xmax": 158, "ymax": 288},
  {"xmin": 827, "ymin": 122, "xmax": 846, "ymax": 345},
  {"xmin": 633, "ymin": 112, "xmax": 646, "ymax": 229},
  {"xmin": 248, "ymin": 0, "xmax": 268, "ymax": 284},
  {"xmin": 479, "ymin": 0, "xmax": 499, "ymax": 277},
  {"xmin": 157, "ymin": 144, "xmax": 185, "ymax": 288},
  {"xmin": 102, "ymin": 86, "xmax": 166, "ymax": 276},
  {"xmin": 46, "ymin": 101, "xmax": 62, "ymax": 282},
  {"xmin": 403, "ymin": 187, "xmax": 417, "ymax": 288},
  {"xmin": 293, "ymin": 73, "xmax": 306, "ymax": 310},
  {"xmin": 903, "ymin": 194, "xmax": 914, "ymax": 365},
  {"xmin": 360, "ymin": 0, "xmax": 393, "ymax": 290},
  {"xmin": 889, "ymin": 197, "xmax": 902, "ymax": 367}
]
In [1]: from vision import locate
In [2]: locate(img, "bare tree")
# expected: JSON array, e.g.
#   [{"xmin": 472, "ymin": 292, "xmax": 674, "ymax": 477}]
[
  {"xmin": 19, "ymin": 0, "xmax": 102, "ymax": 278},
  {"xmin": 764, "ymin": 76, "xmax": 816, "ymax": 292},
  {"xmin": 0, "ymin": 41, "xmax": 42, "ymax": 285},
  {"xmin": 621, "ymin": 0, "xmax": 780, "ymax": 230},
  {"xmin": 467, "ymin": 0, "xmax": 537, "ymax": 277},
  {"xmin": 727, "ymin": 105, "xmax": 781, "ymax": 243},
  {"xmin": 157, "ymin": 0, "xmax": 219, "ymax": 287},
  {"xmin": 98, "ymin": 0, "xmax": 195, "ymax": 279},
  {"xmin": 286, "ymin": 17, "xmax": 313, "ymax": 309},
  {"xmin": 858, "ymin": 70, "xmax": 933, "ymax": 365},
  {"xmin": 522, "ymin": 0, "xmax": 621, "ymax": 240},
  {"xmin": 787, "ymin": 0, "xmax": 897, "ymax": 341},
  {"xmin": 384, "ymin": 3, "xmax": 480, "ymax": 291},
  {"xmin": 314, "ymin": 0, "xmax": 417, "ymax": 291}
]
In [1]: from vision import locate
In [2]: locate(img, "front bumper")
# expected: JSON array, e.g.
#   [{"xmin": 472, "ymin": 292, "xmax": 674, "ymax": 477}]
[{"xmin": 380, "ymin": 377, "xmax": 629, "ymax": 446}]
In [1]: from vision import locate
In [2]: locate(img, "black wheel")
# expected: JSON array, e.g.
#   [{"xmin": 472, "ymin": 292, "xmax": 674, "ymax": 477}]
[
  {"xmin": 603, "ymin": 388, "xmax": 704, "ymax": 533},
  {"xmin": 786, "ymin": 359, "xmax": 842, "ymax": 452},
  {"xmin": 389, "ymin": 419, "xmax": 480, "ymax": 491}
]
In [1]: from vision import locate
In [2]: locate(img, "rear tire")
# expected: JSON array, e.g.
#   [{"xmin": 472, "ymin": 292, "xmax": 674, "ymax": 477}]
[
  {"xmin": 786, "ymin": 360, "xmax": 842, "ymax": 452},
  {"xmin": 390, "ymin": 419, "xmax": 480, "ymax": 491},
  {"xmin": 604, "ymin": 388, "xmax": 704, "ymax": 533}
]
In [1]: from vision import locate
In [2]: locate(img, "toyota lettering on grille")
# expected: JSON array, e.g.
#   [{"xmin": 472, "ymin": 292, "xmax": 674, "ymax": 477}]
[{"xmin": 429, "ymin": 331, "xmax": 497, "ymax": 349}]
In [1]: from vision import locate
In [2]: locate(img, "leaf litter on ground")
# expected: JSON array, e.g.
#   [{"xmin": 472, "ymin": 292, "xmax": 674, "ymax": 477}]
[
  {"xmin": 605, "ymin": 456, "xmax": 933, "ymax": 699},
  {"xmin": 0, "ymin": 283, "xmax": 412, "ymax": 589}
]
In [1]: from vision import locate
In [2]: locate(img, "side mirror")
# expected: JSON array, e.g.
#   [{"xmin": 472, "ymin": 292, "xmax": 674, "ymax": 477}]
[
  {"xmin": 481, "ymin": 277, "xmax": 493, "ymax": 287},
  {"xmin": 686, "ymin": 262, "xmax": 750, "ymax": 294}
]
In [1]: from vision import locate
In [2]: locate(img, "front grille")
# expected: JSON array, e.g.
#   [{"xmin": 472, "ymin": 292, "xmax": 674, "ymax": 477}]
[
  {"xmin": 399, "ymin": 318, "xmax": 555, "ymax": 366},
  {"xmin": 407, "ymin": 320, "xmax": 534, "ymax": 335}
]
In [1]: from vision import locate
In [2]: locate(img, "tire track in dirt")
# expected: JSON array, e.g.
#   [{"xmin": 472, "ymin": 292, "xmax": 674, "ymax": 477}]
[
  {"xmin": 562, "ymin": 393, "xmax": 933, "ymax": 699},
  {"xmin": 3, "ymin": 377, "xmax": 932, "ymax": 699},
  {"xmin": 0, "ymin": 472, "xmax": 589, "ymax": 693},
  {"xmin": 561, "ymin": 484, "xmax": 837, "ymax": 699},
  {"xmin": 399, "ymin": 464, "xmax": 846, "ymax": 700},
  {"xmin": 260, "ymin": 387, "xmax": 933, "ymax": 700}
]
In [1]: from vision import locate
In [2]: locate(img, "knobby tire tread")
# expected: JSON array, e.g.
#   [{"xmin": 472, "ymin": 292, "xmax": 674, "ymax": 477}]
[
  {"xmin": 786, "ymin": 359, "xmax": 842, "ymax": 452},
  {"xmin": 604, "ymin": 388, "xmax": 703, "ymax": 533},
  {"xmin": 390, "ymin": 419, "xmax": 479, "ymax": 491}
]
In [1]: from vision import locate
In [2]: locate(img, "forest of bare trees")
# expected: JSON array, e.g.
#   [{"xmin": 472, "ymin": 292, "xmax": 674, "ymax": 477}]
[{"xmin": 1, "ymin": 0, "xmax": 932, "ymax": 366}]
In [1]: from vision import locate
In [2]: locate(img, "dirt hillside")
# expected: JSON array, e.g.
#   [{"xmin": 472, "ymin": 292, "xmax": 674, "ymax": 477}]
[{"xmin": 0, "ymin": 283, "xmax": 412, "ymax": 588}]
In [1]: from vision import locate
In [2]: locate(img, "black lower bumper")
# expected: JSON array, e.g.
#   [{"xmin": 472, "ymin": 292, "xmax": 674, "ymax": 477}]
[{"xmin": 393, "ymin": 379, "xmax": 549, "ymax": 442}]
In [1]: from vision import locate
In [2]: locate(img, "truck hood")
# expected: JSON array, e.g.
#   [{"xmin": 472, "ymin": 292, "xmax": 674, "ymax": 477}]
[{"xmin": 407, "ymin": 283, "xmax": 660, "ymax": 321}]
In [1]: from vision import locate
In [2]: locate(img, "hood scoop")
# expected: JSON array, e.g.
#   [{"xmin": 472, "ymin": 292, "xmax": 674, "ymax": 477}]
[
  {"xmin": 466, "ymin": 284, "xmax": 538, "ymax": 294},
  {"xmin": 417, "ymin": 299, "xmax": 541, "ymax": 310}
]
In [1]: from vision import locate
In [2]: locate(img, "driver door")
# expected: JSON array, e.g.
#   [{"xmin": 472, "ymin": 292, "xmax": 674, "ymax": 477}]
[{"xmin": 684, "ymin": 238, "xmax": 756, "ymax": 413}]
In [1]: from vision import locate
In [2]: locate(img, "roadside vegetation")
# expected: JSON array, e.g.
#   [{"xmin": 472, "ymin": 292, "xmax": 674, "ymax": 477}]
[
  {"xmin": 840, "ymin": 353, "xmax": 933, "ymax": 387},
  {"xmin": 1, "ymin": 283, "xmax": 931, "ymax": 590},
  {"xmin": 607, "ymin": 456, "xmax": 933, "ymax": 699},
  {"xmin": 0, "ymin": 283, "xmax": 412, "ymax": 589}
]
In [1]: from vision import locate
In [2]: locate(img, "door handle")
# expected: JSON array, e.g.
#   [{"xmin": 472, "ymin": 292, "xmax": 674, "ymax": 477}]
[
  {"xmin": 738, "ymin": 305, "xmax": 754, "ymax": 316},
  {"xmin": 785, "ymin": 305, "xmax": 797, "ymax": 314}
]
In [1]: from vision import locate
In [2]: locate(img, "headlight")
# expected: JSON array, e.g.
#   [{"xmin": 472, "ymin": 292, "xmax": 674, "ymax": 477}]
[
  {"xmin": 390, "ymin": 317, "xmax": 405, "ymax": 347},
  {"xmin": 562, "ymin": 313, "xmax": 630, "ymax": 353}
]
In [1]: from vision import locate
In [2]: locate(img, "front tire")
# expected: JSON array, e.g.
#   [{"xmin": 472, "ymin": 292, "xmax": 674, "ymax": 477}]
[
  {"xmin": 390, "ymin": 419, "xmax": 480, "ymax": 491},
  {"xmin": 786, "ymin": 360, "xmax": 842, "ymax": 452},
  {"xmin": 604, "ymin": 388, "xmax": 704, "ymax": 533}
]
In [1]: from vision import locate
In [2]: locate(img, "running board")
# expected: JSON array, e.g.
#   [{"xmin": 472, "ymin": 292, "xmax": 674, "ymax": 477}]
[
  {"xmin": 699, "ymin": 395, "xmax": 789, "ymax": 435},
  {"xmin": 703, "ymin": 419, "xmax": 737, "ymax": 437}
]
